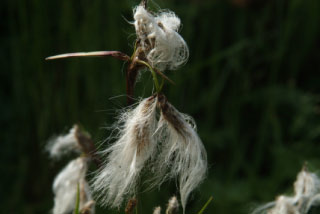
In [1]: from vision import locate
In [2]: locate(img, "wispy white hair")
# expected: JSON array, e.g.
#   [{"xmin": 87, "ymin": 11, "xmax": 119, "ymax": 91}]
[
  {"xmin": 134, "ymin": 5, "xmax": 189, "ymax": 71},
  {"xmin": 47, "ymin": 125, "xmax": 81, "ymax": 159},
  {"xmin": 52, "ymin": 157, "xmax": 94, "ymax": 214},
  {"xmin": 92, "ymin": 96, "xmax": 158, "ymax": 208},
  {"xmin": 252, "ymin": 167, "xmax": 320, "ymax": 214},
  {"xmin": 153, "ymin": 206, "xmax": 162, "ymax": 214},
  {"xmin": 155, "ymin": 95, "xmax": 207, "ymax": 212},
  {"xmin": 166, "ymin": 196, "xmax": 179, "ymax": 214}
]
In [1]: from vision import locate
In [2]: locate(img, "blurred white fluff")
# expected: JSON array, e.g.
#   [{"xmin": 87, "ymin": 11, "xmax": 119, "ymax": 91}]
[
  {"xmin": 92, "ymin": 96, "xmax": 158, "ymax": 208},
  {"xmin": 47, "ymin": 125, "xmax": 81, "ymax": 159},
  {"xmin": 133, "ymin": 5, "xmax": 189, "ymax": 71},
  {"xmin": 156, "ymin": 97, "xmax": 207, "ymax": 212},
  {"xmin": 153, "ymin": 206, "xmax": 162, "ymax": 214},
  {"xmin": 53, "ymin": 157, "xmax": 94, "ymax": 214},
  {"xmin": 252, "ymin": 167, "xmax": 320, "ymax": 214},
  {"xmin": 166, "ymin": 196, "xmax": 179, "ymax": 214}
]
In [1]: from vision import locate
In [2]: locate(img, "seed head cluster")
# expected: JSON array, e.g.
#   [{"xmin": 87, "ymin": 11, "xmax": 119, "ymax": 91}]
[
  {"xmin": 253, "ymin": 167, "xmax": 320, "ymax": 214},
  {"xmin": 92, "ymin": 96, "xmax": 158, "ymax": 208},
  {"xmin": 48, "ymin": 127, "xmax": 95, "ymax": 214},
  {"xmin": 47, "ymin": 2, "xmax": 207, "ymax": 213},
  {"xmin": 47, "ymin": 125, "xmax": 82, "ymax": 159},
  {"xmin": 92, "ymin": 95, "xmax": 207, "ymax": 212},
  {"xmin": 134, "ymin": 5, "xmax": 189, "ymax": 71}
]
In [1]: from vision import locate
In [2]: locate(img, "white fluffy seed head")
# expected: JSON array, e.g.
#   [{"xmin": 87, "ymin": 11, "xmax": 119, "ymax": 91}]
[
  {"xmin": 153, "ymin": 206, "xmax": 162, "ymax": 214},
  {"xmin": 52, "ymin": 157, "xmax": 94, "ymax": 214},
  {"xmin": 133, "ymin": 5, "xmax": 189, "ymax": 71},
  {"xmin": 268, "ymin": 196, "xmax": 299, "ymax": 214},
  {"xmin": 47, "ymin": 125, "xmax": 81, "ymax": 159},
  {"xmin": 166, "ymin": 196, "xmax": 179, "ymax": 214},
  {"xmin": 252, "ymin": 167, "xmax": 320, "ymax": 214},
  {"xmin": 155, "ymin": 95, "xmax": 207, "ymax": 212},
  {"xmin": 92, "ymin": 96, "xmax": 158, "ymax": 208},
  {"xmin": 294, "ymin": 167, "xmax": 320, "ymax": 199}
]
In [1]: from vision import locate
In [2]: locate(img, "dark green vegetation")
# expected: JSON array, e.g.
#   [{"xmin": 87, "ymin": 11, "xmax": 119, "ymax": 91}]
[{"xmin": 1, "ymin": 0, "xmax": 320, "ymax": 213}]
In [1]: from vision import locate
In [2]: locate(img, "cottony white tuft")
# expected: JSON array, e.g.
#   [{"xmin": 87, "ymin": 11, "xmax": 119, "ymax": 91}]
[
  {"xmin": 253, "ymin": 167, "xmax": 320, "ymax": 214},
  {"xmin": 153, "ymin": 206, "xmax": 162, "ymax": 214},
  {"xmin": 47, "ymin": 125, "xmax": 81, "ymax": 159},
  {"xmin": 92, "ymin": 96, "xmax": 158, "ymax": 208},
  {"xmin": 156, "ymin": 95, "xmax": 207, "ymax": 212},
  {"xmin": 52, "ymin": 157, "xmax": 94, "ymax": 214},
  {"xmin": 166, "ymin": 196, "xmax": 179, "ymax": 214},
  {"xmin": 294, "ymin": 167, "xmax": 320, "ymax": 200},
  {"xmin": 134, "ymin": 5, "xmax": 189, "ymax": 71}
]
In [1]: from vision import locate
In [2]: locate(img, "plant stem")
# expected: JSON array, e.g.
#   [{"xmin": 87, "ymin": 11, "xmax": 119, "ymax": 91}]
[
  {"xmin": 136, "ymin": 60, "xmax": 161, "ymax": 93},
  {"xmin": 74, "ymin": 183, "xmax": 80, "ymax": 214},
  {"xmin": 197, "ymin": 196, "xmax": 213, "ymax": 214}
]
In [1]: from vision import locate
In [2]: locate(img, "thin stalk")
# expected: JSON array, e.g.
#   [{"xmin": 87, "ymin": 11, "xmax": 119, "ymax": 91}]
[
  {"xmin": 197, "ymin": 196, "xmax": 213, "ymax": 214},
  {"xmin": 136, "ymin": 60, "xmax": 160, "ymax": 93},
  {"xmin": 74, "ymin": 182, "xmax": 80, "ymax": 214}
]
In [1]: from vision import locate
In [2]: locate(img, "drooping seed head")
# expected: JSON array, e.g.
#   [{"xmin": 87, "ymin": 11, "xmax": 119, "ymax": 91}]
[
  {"xmin": 47, "ymin": 125, "xmax": 81, "ymax": 159},
  {"xmin": 92, "ymin": 96, "xmax": 158, "ymax": 208}
]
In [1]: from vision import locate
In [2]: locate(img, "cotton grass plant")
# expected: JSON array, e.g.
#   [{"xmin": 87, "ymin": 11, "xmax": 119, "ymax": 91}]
[
  {"xmin": 252, "ymin": 166, "xmax": 320, "ymax": 214},
  {"xmin": 45, "ymin": 1, "xmax": 320, "ymax": 214},
  {"xmin": 46, "ymin": 1, "xmax": 207, "ymax": 214},
  {"xmin": 48, "ymin": 126, "xmax": 96, "ymax": 214}
]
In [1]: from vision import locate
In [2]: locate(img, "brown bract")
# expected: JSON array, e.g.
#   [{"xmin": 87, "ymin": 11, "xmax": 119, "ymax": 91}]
[
  {"xmin": 125, "ymin": 198, "xmax": 138, "ymax": 214},
  {"xmin": 157, "ymin": 94, "xmax": 188, "ymax": 138}
]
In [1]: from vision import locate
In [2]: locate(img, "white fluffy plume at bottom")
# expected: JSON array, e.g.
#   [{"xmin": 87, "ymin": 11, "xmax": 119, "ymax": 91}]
[
  {"xmin": 52, "ymin": 157, "xmax": 94, "ymax": 214},
  {"xmin": 92, "ymin": 96, "xmax": 158, "ymax": 208},
  {"xmin": 156, "ymin": 95, "xmax": 207, "ymax": 212},
  {"xmin": 252, "ymin": 167, "xmax": 320, "ymax": 214}
]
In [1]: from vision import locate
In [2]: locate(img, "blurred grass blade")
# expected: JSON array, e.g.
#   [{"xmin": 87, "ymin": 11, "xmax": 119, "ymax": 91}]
[
  {"xmin": 74, "ymin": 182, "xmax": 80, "ymax": 214},
  {"xmin": 197, "ymin": 196, "xmax": 213, "ymax": 214},
  {"xmin": 46, "ymin": 51, "xmax": 130, "ymax": 61}
]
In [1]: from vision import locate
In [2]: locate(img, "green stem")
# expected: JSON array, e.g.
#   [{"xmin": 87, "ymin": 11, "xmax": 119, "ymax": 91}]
[
  {"xmin": 74, "ymin": 182, "xmax": 80, "ymax": 214},
  {"xmin": 197, "ymin": 196, "xmax": 213, "ymax": 214},
  {"xmin": 136, "ymin": 60, "xmax": 160, "ymax": 93}
]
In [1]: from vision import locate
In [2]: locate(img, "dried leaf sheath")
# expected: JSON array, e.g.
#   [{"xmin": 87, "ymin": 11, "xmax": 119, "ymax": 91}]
[
  {"xmin": 156, "ymin": 94, "xmax": 207, "ymax": 212},
  {"xmin": 92, "ymin": 96, "xmax": 158, "ymax": 207}
]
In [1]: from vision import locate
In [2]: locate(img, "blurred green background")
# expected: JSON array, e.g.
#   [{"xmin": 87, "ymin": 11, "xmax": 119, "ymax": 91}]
[{"xmin": 1, "ymin": 0, "xmax": 320, "ymax": 213}]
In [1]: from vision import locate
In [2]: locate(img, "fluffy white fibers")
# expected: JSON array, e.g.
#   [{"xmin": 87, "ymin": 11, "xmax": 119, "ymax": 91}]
[
  {"xmin": 252, "ymin": 167, "xmax": 320, "ymax": 214},
  {"xmin": 53, "ymin": 157, "xmax": 94, "ymax": 214},
  {"xmin": 166, "ymin": 196, "xmax": 179, "ymax": 214},
  {"xmin": 47, "ymin": 125, "xmax": 81, "ymax": 159},
  {"xmin": 92, "ymin": 96, "xmax": 158, "ymax": 208},
  {"xmin": 294, "ymin": 167, "xmax": 320, "ymax": 200},
  {"xmin": 156, "ymin": 95, "xmax": 207, "ymax": 211},
  {"xmin": 133, "ymin": 5, "xmax": 189, "ymax": 71},
  {"xmin": 153, "ymin": 206, "xmax": 162, "ymax": 214}
]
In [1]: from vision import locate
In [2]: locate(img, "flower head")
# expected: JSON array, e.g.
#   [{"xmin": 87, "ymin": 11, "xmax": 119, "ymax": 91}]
[
  {"xmin": 134, "ymin": 5, "xmax": 189, "ymax": 71},
  {"xmin": 253, "ymin": 167, "xmax": 320, "ymax": 214},
  {"xmin": 47, "ymin": 125, "xmax": 82, "ymax": 159},
  {"xmin": 156, "ymin": 94, "xmax": 207, "ymax": 211},
  {"xmin": 166, "ymin": 196, "xmax": 179, "ymax": 214},
  {"xmin": 52, "ymin": 157, "xmax": 95, "ymax": 214},
  {"xmin": 92, "ymin": 94, "xmax": 207, "ymax": 212},
  {"xmin": 92, "ymin": 96, "xmax": 158, "ymax": 208}
]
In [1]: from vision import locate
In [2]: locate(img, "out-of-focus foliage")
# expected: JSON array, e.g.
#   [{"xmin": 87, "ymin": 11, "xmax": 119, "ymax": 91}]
[{"xmin": 1, "ymin": 0, "xmax": 320, "ymax": 214}]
